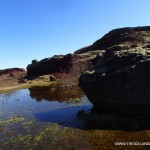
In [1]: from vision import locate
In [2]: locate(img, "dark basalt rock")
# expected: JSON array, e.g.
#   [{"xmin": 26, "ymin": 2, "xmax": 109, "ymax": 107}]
[
  {"xmin": 79, "ymin": 26, "xmax": 150, "ymax": 115},
  {"xmin": 74, "ymin": 46, "xmax": 92, "ymax": 54},
  {"xmin": 27, "ymin": 54, "xmax": 73, "ymax": 77},
  {"xmin": 27, "ymin": 51, "xmax": 104, "ymax": 79},
  {"xmin": 91, "ymin": 26, "xmax": 150, "ymax": 50},
  {"xmin": 75, "ymin": 26, "xmax": 150, "ymax": 54}
]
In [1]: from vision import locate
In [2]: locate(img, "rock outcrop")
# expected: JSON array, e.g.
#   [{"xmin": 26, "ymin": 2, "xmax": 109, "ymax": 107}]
[
  {"xmin": 75, "ymin": 26, "xmax": 150, "ymax": 54},
  {"xmin": 79, "ymin": 26, "xmax": 150, "ymax": 115},
  {"xmin": 27, "ymin": 51, "xmax": 105, "ymax": 80},
  {"xmin": 27, "ymin": 54, "xmax": 72, "ymax": 77}
]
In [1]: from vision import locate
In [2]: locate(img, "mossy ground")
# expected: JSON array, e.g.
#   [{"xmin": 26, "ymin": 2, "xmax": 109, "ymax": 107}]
[{"xmin": 1, "ymin": 116, "xmax": 150, "ymax": 150}]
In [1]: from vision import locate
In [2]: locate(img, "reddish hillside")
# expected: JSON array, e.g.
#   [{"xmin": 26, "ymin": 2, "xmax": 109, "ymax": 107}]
[{"xmin": 0, "ymin": 68, "xmax": 26, "ymax": 78}]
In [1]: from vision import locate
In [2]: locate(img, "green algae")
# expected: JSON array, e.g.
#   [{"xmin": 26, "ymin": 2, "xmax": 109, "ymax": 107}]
[
  {"xmin": 17, "ymin": 134, "xmax": 32, "ymax": 143},
  {"xmin": 5, "ymin": 131, "xmax": 13, "ymax": 136},
  {"xmin": 34, "ymin": 132, "xmax": 44, "ymax": 142},
  {"xmin": 2, "ymin": 121, "xmax": 150, "ymax": 150},
  {"xmin": 22, "ymin": 121, "xmax": 33, "ymax": 126},
  {"xmin": 67, "ymin": 98, "xmax": 82, "ymax": 104},
  {"xmin": 3, "ymin": 116, "xmax": 24, "ymax": 123},
  {"xmin": 0, "ymin": 116, "xmax": 25, "ymax": 134}
]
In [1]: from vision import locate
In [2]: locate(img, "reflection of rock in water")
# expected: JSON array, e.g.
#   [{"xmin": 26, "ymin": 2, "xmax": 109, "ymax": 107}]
[
  {"xmin": 77, "ymin": 109, "xmax": 150, "ymax": 131},
  {"xmin": 29, "ymin": 86, "xmax": 85, "ymax": 102}
]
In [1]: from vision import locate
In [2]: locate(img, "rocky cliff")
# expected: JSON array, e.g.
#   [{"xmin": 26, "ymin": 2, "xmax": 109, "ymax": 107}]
[
  {"xmin": 79, "ymin": 26, "xmax": 150, "ymax": 115},
  {"xmin": 27, "ymin": 50, "xmax": 105, "ymax": 82},
  {"xmin": 27, "ymin": 54, "xmax": 72, "ymax": 77}
]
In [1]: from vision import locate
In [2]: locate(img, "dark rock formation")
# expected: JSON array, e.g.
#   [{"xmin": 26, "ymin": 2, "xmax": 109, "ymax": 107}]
[
  {"xmin": 74, "ymin": 46, "xmax": 91, "ymax": 54},
  {"xmin": 27, "ymin": 54, "xmax": 72, "ymax": 77},
  {"xmin": 27, "ymin": 51, "xmax": 104, "ymax": 80},
  {"xmin": 49, "ymin": 75, "xmax": 57, "ymax": 81},
  {"xmin": 79, "ymin": 26, "xmax": 150, "ymax": 115},
  {"xmin": 75, "ymin": 26, "xmax": 150, "ymax": 54},
  {"xmin": 32, "ymin": 59, "xmax": 38, "ymax": 64}
]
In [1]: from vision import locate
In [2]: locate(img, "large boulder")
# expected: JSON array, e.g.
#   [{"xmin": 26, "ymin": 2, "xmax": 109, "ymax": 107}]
[
  {"xmin": 75, "ymin": 26, "xmax": 150, "ymax": 54},
  {"xmin": 90, "ymin": 26, "xmax": 150, "ymax": 50},
  {"xmin": 79, "ymin": 26, "xmax": 150, "ymax": 115}
]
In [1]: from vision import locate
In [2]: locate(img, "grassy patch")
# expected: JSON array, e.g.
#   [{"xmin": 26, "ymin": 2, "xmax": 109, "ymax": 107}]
[{"xmin": 0, "ymin": 81, "xmax": 58, "ymax": 94}]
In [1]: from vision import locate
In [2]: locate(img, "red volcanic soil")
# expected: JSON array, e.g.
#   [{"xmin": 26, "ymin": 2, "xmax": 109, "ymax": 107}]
[
  {"xmin": 0, "ymin": 68, "xmax": 27, "ymax": 89},
  {"xmin": 0, "ymin": 68, "xmax": 26, "ymax": 77}
]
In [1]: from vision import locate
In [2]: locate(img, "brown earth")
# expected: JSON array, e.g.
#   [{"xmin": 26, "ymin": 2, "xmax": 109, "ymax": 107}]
[
  {"xmin": 0, "ymin": 68, "xmax": 26, "ymax": 90},
  {"xmin": 0, "ymin": 68, "xmax": 57, "ymax": 93}
]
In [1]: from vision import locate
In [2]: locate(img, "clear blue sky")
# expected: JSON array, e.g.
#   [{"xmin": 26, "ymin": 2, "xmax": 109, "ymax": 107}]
[{"xmin": 0, "ymin": 0, "xmax": 150, "ymax": 69}]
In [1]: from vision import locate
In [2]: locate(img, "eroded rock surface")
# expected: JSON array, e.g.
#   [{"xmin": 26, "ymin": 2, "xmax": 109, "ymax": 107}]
[
  {"xmin": 27, "ymin": 51, "xmax": 105, "ymax": 81},
  {"xmin": 79, "ymin": 26, "xmax": 150, "ymax": 115}
]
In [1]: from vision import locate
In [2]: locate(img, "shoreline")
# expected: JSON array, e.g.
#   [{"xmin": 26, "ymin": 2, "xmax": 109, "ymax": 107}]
[{"xmin": 0, "ymin": 81, "xmax": 57, "ymax": 94}]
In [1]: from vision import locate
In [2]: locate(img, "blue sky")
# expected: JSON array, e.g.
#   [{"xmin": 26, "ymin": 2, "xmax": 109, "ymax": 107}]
[{"xmin": 0, "ymin": 0, "xmax": 150, "ymax": 69}]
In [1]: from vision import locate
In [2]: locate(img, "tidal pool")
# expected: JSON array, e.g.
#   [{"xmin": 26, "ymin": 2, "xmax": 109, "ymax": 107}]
[{"xmin": 1, "ymin": 86, "xmax": 150, "ymax": 150}]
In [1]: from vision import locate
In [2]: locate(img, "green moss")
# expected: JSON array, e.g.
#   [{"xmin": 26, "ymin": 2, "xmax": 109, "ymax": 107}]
[
  {"xmin": 11, "ymin": 134, "xmax": 32, "ymax": 145},
  {"xmin": 34, "ymin": 131, "xmax": 45, "ymax": 142},
  {"xmin": 75, "ymin": 98, "xmax": 82, "ymax": 103},
  {"xmin": 5, "ymin": 131, "xmax": 13, "ymax": 136},
  {"xmin": 22, "ymin": 121, "xmax": 33, "ymax": 126},
  {"xmin": 67, "ymin": 98, "xmax": 82, "ymax": 104},
  {"xmin": 34, "ymin": 135, "xmax": 42, "ymax": 142},
  {"xmin": 0, "ymin": 121, "xmax": 5, "ymax": 126},
  {"xmin": 3, "ymin": 116, "xmax": 24, "ymax": 123},
  {"xmin": 2, "ymin": 141, "xmax": 9, "ymax": 146}
]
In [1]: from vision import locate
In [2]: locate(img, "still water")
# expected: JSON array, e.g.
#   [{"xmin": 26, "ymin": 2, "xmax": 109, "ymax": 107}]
[
  {"xmin": 1, "ymin": 86, "xmax": 150, "ymax": 150},
  {"xmin": 0, "ymin": 87, "xmax": 92, "ymax": 128}
]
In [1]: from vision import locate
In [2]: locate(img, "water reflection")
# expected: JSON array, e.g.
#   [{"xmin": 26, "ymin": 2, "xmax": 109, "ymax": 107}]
[
  {"xmin": 1, "ymin": 87, "xmax": 150, "ymax": 132},
  {"xmin": 35, "ymin": 105, "xmax": 92, "ymax": 129},
  {"xmin": 28, "ymin": 86, "xmax": 93, "ymax": 129},
  {"xmin": 0, "ymin": 87, "xmax": 93, "ymax": 129},
  {"xmin": 0, "ymin": 91, "xmax": 19, "ymax": 105},
  {"xmin": 29, "ymin": 86, "xmax": 85, "ymax": 102}
]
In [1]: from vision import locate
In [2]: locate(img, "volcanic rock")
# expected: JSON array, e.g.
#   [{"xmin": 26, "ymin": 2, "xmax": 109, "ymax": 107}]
[
  {"xmin": 79, "ymin": 26, "xmax": 150, "ymax": 115},
  {"xmin": 75, "ymin": 26, "xmax": 150, "ymax": 54},
  {"xmin": 27, "ymin": 51, "xmax": 104, "ymax": 80}
]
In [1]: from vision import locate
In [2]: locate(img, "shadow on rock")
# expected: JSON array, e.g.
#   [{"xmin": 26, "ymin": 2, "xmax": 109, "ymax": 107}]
[
  {"xmin": 35, "ymin": 104, "xmax": 150, "ymax": 132},
  {"xmin": 77, "ymin": 109, "xmax": 150, "ymax": 132}
]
